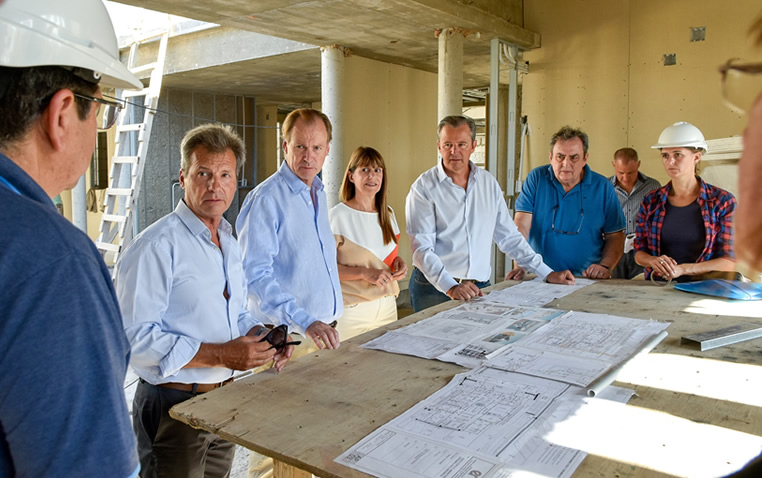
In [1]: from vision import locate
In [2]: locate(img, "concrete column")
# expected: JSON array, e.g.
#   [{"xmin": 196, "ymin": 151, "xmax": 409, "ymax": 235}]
[
  {"xmin": 71, "ymin": 174, "xmax": 87, "ymax": 232},
  {"xmin": 320, "ymin": 44, "xmax": 349, "ymax": 208},
  {"xmin": 437, "ymin": 28, "xmax": 465, "ymax": 121}
]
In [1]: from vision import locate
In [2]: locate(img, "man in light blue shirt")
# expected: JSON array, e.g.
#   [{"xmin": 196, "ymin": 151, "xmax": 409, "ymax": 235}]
[
  {"xmin": 237, "ymin": 108, "xmax": 342, "ymax": 350},
  {"xmin": 117, "ymin": 124, "xmax": 293, "ymax": 477}
]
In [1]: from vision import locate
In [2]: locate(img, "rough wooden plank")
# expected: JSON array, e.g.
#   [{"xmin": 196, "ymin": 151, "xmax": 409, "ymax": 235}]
[
  {"xmin": 273, "ymin": 459, "xmax": 312, "ymax": 478},
  {"xmin": 171, "ymin": 297, "xmax": 465, "ymax": 477},
  {"xmin": 171, "ymin": 280, "xmax": 762, "ymax": 477}
]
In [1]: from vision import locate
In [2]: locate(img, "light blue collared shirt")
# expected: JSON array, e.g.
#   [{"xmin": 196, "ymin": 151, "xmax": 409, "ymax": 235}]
[
  {"xmin": 116, "ymin": 200, "xmax": 261, "ymax": 385},
  {"xmin": 236, "ymin": 162, "xmax": 343, "ymax": 334}
]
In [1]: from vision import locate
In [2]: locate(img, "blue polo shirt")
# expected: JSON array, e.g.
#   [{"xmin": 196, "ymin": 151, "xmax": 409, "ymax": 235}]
[
  {"xmin": 0, "ymin": 153, "xmax": 139, "ymax": 477},
  {"xmin": 516, "ymin": 164, "xmax": 625, "ymax": 275}
]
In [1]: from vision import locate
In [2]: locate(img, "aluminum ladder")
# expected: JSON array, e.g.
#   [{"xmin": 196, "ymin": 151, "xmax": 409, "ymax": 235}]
[{"xmin": 96, "ymin": 32, "xmax": 169, "ymax": 277}]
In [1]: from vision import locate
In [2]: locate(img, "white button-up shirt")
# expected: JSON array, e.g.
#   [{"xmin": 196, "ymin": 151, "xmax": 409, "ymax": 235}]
[{"xmin": 406, "ymin": 160, "xmax": 552, "ymax": 294}]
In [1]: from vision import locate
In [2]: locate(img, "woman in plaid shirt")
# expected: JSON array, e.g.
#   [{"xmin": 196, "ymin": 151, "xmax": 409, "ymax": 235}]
[{"xmin": 634, "ymin": 122, "xmax": 736, "ymax": 281}]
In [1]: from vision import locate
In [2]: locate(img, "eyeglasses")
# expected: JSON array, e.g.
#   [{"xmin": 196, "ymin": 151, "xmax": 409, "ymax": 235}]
[
  {"xmin": 551, "ymin": 185, "xmax": 585, "ymax": 235},
  {"xmin": 551, "ymin": 204, "xmax": 585, "ymax": 235},
  {"xmin": 259, "ymin": 324, "xmax": 302, "ymax": 351},
  {"xmin": 718, "ymin": 59, "xmax": 762, "ymax": 113},
  {"xmin": 73, "ymin": 93, "xmax": 124, "ymax": 130}
]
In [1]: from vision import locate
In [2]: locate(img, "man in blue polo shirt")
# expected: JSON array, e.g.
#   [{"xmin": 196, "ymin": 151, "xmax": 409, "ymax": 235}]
[{"xmin": 508, "ymin": 126, "xmax": 625, "ymax": 279}]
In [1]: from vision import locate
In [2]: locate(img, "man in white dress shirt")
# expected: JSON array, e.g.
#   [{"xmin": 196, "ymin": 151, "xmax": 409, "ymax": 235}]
[{"xmin": 405, "ymin": 115, "xmax": 575, "ymax": 312}]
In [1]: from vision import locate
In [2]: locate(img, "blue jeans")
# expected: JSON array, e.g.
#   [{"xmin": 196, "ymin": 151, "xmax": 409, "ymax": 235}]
[{"xmin": 409, "ymin": 267, "xmax": 490, "ymax": 312}]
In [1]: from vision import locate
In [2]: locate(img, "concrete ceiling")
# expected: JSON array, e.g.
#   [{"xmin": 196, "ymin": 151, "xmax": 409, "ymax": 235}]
[
  {"xmin": 160, "ymin": 50, "xmax": 323, "ymax": 105},
  {"xmin": 115, "ymin": 0, "xmax": 540, "ymax": 104}
]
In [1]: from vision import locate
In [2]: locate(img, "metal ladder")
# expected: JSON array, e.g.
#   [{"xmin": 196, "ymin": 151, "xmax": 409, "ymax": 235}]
[{"xmin": 96, "ymin": 32, "xmax": 169, "ymax": 276}]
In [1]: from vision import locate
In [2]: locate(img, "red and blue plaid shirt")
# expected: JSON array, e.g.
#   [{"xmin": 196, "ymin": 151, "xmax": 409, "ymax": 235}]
[{"xmin": 634, "ymin": 178, "xmax": 736, "ymax": 278}]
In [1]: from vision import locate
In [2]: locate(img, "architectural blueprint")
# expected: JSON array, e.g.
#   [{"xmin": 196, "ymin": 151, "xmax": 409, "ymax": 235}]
[
  {"xmin": 336, "ymin": 366, "xmax": 635, "ymax": 478},
  {"xmin": 486, "ymin": 311, "xmax": 670, "ymax": 387},
  {"xmin": 485, "ymin": 278, "xmax": 595, "ymax": 307},
  {"xmin": 343, "ymin": 281, "xmax": 673, "ymax": 477},
  {"xmin": 362, "ymin": 301, "xmax": 567, "ymax": 368}
]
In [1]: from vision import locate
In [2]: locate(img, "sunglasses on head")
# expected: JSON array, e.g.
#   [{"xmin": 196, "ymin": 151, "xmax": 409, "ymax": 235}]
[{"xmin": 259, "ymin": 324, "xmax": 301, "ymax": 351}]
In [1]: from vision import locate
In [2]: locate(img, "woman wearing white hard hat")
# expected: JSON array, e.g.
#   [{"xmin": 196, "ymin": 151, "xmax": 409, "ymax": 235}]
[{"xmin": 633, "ymin": 122, "xmax": 736, "ymax": 282}]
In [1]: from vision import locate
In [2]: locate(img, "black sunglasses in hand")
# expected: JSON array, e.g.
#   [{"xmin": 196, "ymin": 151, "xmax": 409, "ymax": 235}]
[{"xmin": 259, "ymin": 324, "xmax": 301, "ymax": 351}]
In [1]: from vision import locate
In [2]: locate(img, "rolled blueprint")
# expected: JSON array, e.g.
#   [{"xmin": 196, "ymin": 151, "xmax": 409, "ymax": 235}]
[{"xmin": 587, "ymin": 330, "xmax": 668, "ymax": 397}]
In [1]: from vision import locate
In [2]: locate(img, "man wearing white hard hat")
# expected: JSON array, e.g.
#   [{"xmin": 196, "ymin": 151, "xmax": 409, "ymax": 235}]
[
  {"xmin": 0, "ymin": 0, "xmax": 141, "ymax": 476},
  {"xmin": 634, "ymin": 122, "xmax": 736, "ymax": 282}
]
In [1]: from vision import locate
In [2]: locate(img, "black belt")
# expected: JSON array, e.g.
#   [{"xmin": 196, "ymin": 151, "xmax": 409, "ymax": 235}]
[
  {"xmin": 144, "ymin": 377, "xmax": 234, "ymax": 394},
  {"xmin": 453, "ymin": 278, "xmax": 478, "ymax": 284}
]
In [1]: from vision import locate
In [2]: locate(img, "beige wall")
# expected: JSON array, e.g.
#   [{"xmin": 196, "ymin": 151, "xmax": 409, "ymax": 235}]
[
  {"xmin": 340, "ymin": 55, "xmax": 439, "ymax": 287},
  {"xmin": 522, "ymin": 0, "xmax": 761, "ymax": 194},
  {"xmin": 255, "ymin": 105, "xmax": 279, "ymax": 184}
]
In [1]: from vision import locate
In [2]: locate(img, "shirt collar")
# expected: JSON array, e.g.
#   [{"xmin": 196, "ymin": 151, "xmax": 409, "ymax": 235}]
[
  {"xmin": 279, "ymin": 161, "xmax": 324, "ymax": 194},
  {"xmin": 435, "ymin": 158, "xmax": 477, "ymax": 183},
  {"xmin": 659, "ymin": 176, "xmax": 710, "ymax": 204},
  {"xmin": 174, "ymin": 199, "xmax": 232, "ymax": 237},
  {"xmin": 0, "ymin": 152, "xmax": 57, "ymax": 209},
  {"xmin": 696, "ymin": 177, "xmax": 711, "ymax": 204}
]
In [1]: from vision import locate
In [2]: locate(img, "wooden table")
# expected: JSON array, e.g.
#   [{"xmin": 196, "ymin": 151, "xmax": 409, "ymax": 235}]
[{"xmin": 171, "ymin": 280, "xmax": 762, "ymax": 477}]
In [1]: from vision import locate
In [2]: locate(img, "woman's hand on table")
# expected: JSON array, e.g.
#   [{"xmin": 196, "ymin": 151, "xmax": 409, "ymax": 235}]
[{"xmin": 650, "ymin": 255, "xmax": 679, "ymax": 279}]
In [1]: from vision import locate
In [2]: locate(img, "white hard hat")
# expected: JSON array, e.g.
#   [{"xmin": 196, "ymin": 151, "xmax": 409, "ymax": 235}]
[
  {"xmin": 651, "ymin": 122, "xmax": 708, "ymax": 151},
  {"xmin": 0, "ymin": 0, "xmax": 141, "ymax": 90}
]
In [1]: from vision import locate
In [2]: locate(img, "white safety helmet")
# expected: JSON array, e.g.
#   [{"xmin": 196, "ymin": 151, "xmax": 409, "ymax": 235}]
[
  {"xmin": 0, "ymin": 0, "xmax": 141, "ymax": 90},
  {"xmin": 651, "ymin": 121, "xmax": 708, "ymax": 151}
]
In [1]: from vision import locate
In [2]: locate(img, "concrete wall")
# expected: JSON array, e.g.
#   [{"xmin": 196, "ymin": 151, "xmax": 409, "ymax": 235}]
[
  {"xmin": 521, "ymin": 0, "xmax": 761, "ymax": 195},
  {"xmin": 340, "ymin": 55, "xmax": 439, "ymax": 288},
  {"xmin": 132, "ymin": 88, "xmax": 256, "ymax": 232}
]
